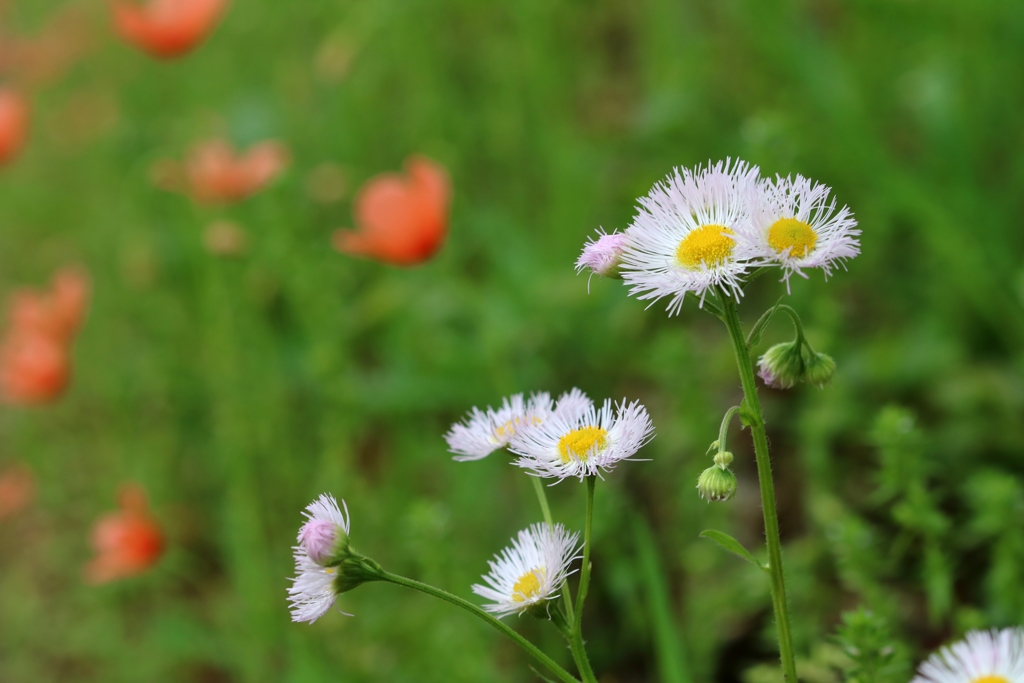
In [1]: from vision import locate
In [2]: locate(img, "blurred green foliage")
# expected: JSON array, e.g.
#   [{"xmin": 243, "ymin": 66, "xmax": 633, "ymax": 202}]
[{"xmin": 2, "ymin": 0, "xmax": 1024, "ymax": 681}]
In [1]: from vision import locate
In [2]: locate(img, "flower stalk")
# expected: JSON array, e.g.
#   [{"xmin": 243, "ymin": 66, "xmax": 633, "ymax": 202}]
[
  {"xmin": 719, "ymin": 292, "xmax": 799, "ymax": 683},
  {"xmin": 568, "ymin": 475, "xmax": 598, "ymax": 683},
  {"xmin": 532, "ymin": 476, "xmax": 577, "ymax": 624}
]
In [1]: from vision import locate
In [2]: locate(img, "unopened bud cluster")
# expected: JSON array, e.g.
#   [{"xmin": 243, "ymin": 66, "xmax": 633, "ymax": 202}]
[
  {"xmin": 697, "ymin": 449, "xmax": 737, "ymax": 502},
  {"xmin": 758, "ymin": 339, "xmax": 835, "ymax": 390}
]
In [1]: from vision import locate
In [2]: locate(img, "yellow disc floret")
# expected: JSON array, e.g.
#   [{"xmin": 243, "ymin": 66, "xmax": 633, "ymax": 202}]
[
  {"xmin": 511, "ymin": 568, "xmax": 545, "ymax": 603},
  {"xmin": 768, "ymin": 217, "xmax": 817, "ymax": 258},
  {"xmin": 494, "ymin": 420, "xmax": 516, "ymax": 441},
  {"xmin": 676, "ymin": 224, "xmax": 736, "ymax": 269},
  {"xmin": 971, "ymin": 677, "xmax": 1010, "ymax": 683},
  {"xmin": 494, "ymin": 416, "xmax": 542, "ymax": 441},
  {"xmin": 557, "ymin": 426, "xmax": 608, "ymax": 464}
]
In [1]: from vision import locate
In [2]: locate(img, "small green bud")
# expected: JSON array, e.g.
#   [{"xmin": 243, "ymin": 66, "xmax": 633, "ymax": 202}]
[
  {"xmin": 697, "ymin": 465, "xmax": 738, "ymax": 502},
  {"xmin": 713, "ymin": 450, "xmax": 733, "ymax": 468},
  {"xmin": 757, "ymin": 341, "xmax": 804, "ymax": 389},
  {"xmin": 802, "ymin": 351, "xmax": 836, "ymax": 387}
]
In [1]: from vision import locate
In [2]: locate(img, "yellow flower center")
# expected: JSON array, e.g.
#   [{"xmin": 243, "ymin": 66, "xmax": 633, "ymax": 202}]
[
  {"xmin": 971, "ymin": 677, "xmax": 1010, "ymax": 683},
  {"xmin": 767, "ymin": 217, "xmax": 817, "ymax": 257},
  {"xmin": 511, "ymin": 568, "xmax": 546, "ymax": 603},
  {"xmin": 557, "ymin": 426, "xmax": 608, "ymax": 464},
  {"xmin": 676, "ymin": 224, "xmax": 736, "ymax": 269},
  {"xmin": 494, "ymin": 416, "xmax": 541, "ymax": 441},
  {"xmin": 494, "ymin": 420, "xmax": 516, "ymax": 440}
]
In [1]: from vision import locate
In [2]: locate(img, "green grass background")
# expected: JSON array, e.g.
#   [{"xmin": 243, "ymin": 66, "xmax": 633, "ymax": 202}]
[{"xmin": 2, "ymin": 0, "xmax": 1024, "ymax": 681}]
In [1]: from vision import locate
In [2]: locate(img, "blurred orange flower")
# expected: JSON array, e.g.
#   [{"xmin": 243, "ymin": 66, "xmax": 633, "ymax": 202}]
[
  {"xmin": 332, "ymin": 155, "xmax": 451, "ymax": 266},
  {"xmin": 111, "ymin": 0, "xmax": 228, "ymax": 59},
  {"xmin": 0, "ymin": 88, "xmax": 30, "ymax": 166},
  {"xmin": 1, "ymin": 268, "xmax": 89, "ymax": 405},
  {"xmin": 154, "ymin": 138, "xmax": 289, "ymax": 204},
  {"xmin": 0, "ymin": 333, "xmax": 70, "ymax": 404},
  {"xmin": 0, "ymin": 464, "xmax": 35, "ymax": 520},
  {"xmin": 84, "ymin": 484, "xmax": 164, "ymax": 584},
  {"xmin": 8, "ymin": 268, "xmax": 90, "ymax": 343}
]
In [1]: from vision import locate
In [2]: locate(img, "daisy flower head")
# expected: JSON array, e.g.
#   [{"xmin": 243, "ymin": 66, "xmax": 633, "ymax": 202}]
[
  {"xmin": 746, "ymin": 173, "xmax": 860, "ymax": 289},
  {"xmin": 620, "ymin": 158, "xmax": 762, "ymax": 314},
  {"xmin": 472, "ymin": 522, "xmax": 582, "ymax": 618},
  {"xmin": 509, "ymin": 393, "xmax": 654, "ymax": 482},
  {"xmin": 288, "ymin": 493, "xmax": 381, "ymax": 624},
  {"xmin": 444, "ymin": 391, "xmax": 553, "ymax": 462},
  {"xmin": 576, "ymin": 229, "xmax": 627, "ymax": 282},
  {"xmin": 912, "ymin": 628, "xmax": 1024, "ymax": 683}
]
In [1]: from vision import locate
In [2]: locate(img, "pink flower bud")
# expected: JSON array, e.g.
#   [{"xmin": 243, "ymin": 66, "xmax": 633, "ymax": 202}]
[
  {"xmin": 299, "ymin": 518, "xmax": 342, "ymax": 565},
  {"xmin": 576, "ymin": 231, "xmax": 626, "ymax": 279}
]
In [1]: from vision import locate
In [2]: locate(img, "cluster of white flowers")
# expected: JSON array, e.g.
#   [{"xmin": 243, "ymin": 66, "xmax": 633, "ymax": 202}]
[
  {"xmin": 290, "ymin": 387, "xmax": 654, "ymax": 623},
  {"xmin": 444, "ymin": 388, "xmax": 653, "ymax": 615},
  {"xmin": 578, "ymin": 158, "xmax": 860, "ymax": 313},
  {"xmin": 445, "ymin": 387, "xmax": 654, "ymax": 483}
]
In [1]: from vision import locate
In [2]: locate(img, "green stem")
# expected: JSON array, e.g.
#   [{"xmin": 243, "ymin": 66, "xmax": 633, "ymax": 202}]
[
  {"xmin": 380, "ymin": 571, "xmax": 580, "ymax": 683},
  {"xmin": 717, "ymin": 405, "xmax": 741, "ymax": 453},
  {"xmin": 719, "ymin": 294, "xmax": 799, "ymax": 683},
  {"xmin": 569, "ymin": 476, "xmax": 598, "ymax": 683},
  {"xmin": 776, "ymin": 304, "xmax": 806, "ymax": 345},
  {"xmin": 532, "ymin": 476, "xmax": 576, "ymax": 624}
]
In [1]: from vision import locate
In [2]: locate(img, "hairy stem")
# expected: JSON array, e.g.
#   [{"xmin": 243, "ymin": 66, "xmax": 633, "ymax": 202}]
[{"xmin": 720, "ymin": 295, "xmax": 799, "ymax": 683}]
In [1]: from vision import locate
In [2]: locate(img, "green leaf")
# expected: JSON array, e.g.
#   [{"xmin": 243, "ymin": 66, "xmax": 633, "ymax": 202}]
[{"xmin": 699, "ymin": 529, "xmax": 766, "ymax": 571}]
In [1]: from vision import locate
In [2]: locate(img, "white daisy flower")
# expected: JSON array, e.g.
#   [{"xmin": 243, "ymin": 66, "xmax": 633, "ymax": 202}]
[
  {"xmin": 746, "ymin": 173, "xmax": 860, "ymax": 289},
  {"xmin": 509, "ymin": 395, "xmax": 654, "ymax": 482},
  {"xmin": 289, "ymin": 494, "xmax": 374, "ymax": 624},
  {"xmin": 472, "ymin": 522, "xmax": 582, "ymax": 618},
  {"xmin": 288, "ymin": 552, "xmax": 343, "ymax": 623},
  {"xmin": 912, "ymin": 628, "xmax": 1024, "ymax": 683},
  {"xmin": 444, "ymin": 392, "xmax": 554, "ymax": 461},
  {"xmin": 620, "ymin": 158, "xmax": 762, "ymax": 314}
]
